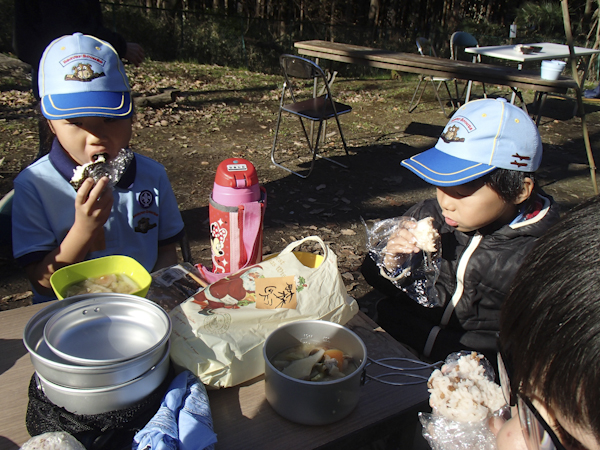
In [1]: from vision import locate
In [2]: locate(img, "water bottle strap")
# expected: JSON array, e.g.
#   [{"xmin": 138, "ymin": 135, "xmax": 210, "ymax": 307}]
[{"xmin": 240, "ymin": 201, "xmax": 262, "ymax": 264}]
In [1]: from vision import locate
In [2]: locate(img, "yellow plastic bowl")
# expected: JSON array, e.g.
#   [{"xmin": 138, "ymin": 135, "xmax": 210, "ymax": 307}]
[
  {"xmin": 50, "ymin": 255, "xmax": 152, "ymax": 300},
  {"xmin": 263, "ymin": 251, "xmax": 323, "ymax": 268}
]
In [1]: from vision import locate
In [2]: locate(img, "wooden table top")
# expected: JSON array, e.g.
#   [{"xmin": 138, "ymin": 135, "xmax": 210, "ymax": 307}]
[
  {"xmin": 294, "ymin": 40, "xmax": 578, "ymax": 94},
  {"xmin": 0, "ymin": 303, "xmax": 430, "ymax": 450}
]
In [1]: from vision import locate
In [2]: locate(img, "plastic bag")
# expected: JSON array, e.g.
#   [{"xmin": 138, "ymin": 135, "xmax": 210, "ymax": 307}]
[
  {"xmin": 20, "ymin": 431, "xmax": 86, "ymax": 450},
  {"xmin": 365, "ymin": 216, "xmax": 441, "ymax": 307},
  {"xmin": 146, "ymin": 263, "xmax": 206, "ymax": 312},
  {"xmin": 419, "ymin": 411, "xmax": 504, "ymax": 450},
  {"xmin": 419, "ymin": 352, "xmax": 508, "ymax": 450}
]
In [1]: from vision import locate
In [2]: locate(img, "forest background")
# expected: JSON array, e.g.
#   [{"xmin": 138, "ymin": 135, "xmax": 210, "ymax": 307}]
[{"xmin": 0, "ymin": 0, "xmax": 600, "ymax": 79}]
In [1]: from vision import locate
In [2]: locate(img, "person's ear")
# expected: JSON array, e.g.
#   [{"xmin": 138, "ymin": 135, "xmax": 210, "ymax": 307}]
[
  {"xmin": 514, "ymin": 177, "xmax": 534, "ymax": 205},
  {"xmin": 47, "ymin": 120, "xmax": 56, "ymax": 135}
]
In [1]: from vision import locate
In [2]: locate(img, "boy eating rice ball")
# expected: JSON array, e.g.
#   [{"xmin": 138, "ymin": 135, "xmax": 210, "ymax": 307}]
[
  {"xmin": 12, "ymin": 33, "xmax": 185, "ymax": 303},
  {"xmin": 361, "ymin": 98, "xmax": 560, "ymax": 365}
]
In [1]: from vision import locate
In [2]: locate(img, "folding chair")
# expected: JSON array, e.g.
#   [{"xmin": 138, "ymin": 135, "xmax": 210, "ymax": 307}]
[
  {"xmin": 271, "ymin": 54, "xmax": 352, "ymax": 178},
  {"xmin": 450, "ymin": 31, "xmax": 487, "ymax": 104},
  {"xmin": 408, "ymin": 38, "xmax": 456, "ymax": 117}
]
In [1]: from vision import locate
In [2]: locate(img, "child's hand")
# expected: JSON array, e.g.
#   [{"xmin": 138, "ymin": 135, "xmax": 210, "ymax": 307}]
[
  {"xmin": 74, "ymin": 176, "xmax": 114, "ymax": 235},
  {"xmin": 383, "ymin": 221, "xmax": 421, "ymax": 271}
]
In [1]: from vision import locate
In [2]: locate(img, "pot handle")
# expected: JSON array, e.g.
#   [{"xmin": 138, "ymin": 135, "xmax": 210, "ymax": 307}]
[
  {"xmin": 364, "ymin": 357, "xmax": 441, "ymax": 386},
  {"xmin": 360, "ymin": 367, "xmax": 367, "ymax": 386}
]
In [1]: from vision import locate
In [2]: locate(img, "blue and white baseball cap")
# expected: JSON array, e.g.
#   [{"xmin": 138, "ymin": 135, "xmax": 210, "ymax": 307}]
[
  {"xmin": 39, "ymin": 33, "xmax": 132, "ymax": 119},
  {"xmin": 401, "ymin": 98, "xmax": 542, "ymax": 186}
]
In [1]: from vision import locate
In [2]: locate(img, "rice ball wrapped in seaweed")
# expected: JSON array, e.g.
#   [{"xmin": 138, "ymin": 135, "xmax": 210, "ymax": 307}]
[{"xmin": 70, "ymin": 148, "xmax": 133, "ymax": 190}]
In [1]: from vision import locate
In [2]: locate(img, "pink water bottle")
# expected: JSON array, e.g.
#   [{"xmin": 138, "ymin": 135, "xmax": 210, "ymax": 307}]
[{"xmin": 208, "ymin": 158, "xmax": 266, "ymax": 274}]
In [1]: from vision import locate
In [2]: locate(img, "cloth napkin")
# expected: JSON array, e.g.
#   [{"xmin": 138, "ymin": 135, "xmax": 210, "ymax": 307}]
[
  {"xmin": 133, "ymin": 370, "xmax": 217, "ymax": 450},
  {"xmin": 584, "ymin": 83, "xmax": 600, "ymax": 99}
]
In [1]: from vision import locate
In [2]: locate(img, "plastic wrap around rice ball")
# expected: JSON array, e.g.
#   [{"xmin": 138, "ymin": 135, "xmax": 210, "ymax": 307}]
[
  {"xmin": 20, "ymin": 432, "xmax": 86, "ymax": 450},
  {"xmin": 419, "ymin": 352, "xmax": 507, "ymax": 450},
  {"xmin": 428, "ymin": 351, "xmax": 505, "ymax": 422},
  {"xmin": 70, "ymin": 148, "xmax": 134, "ymax": 190}
]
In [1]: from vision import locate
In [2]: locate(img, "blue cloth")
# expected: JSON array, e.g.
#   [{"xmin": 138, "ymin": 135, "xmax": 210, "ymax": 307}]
[
  {"xmin": 584, "ymin": 84, "xmax": 600, "ymax": 99},
  {"xmin": 133, "ymin": 370, "xmax": 217, "ymax": 450}
]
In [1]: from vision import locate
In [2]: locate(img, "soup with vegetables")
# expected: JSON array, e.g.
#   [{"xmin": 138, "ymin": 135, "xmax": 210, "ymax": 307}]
[
  {"xmin": 271, "ymin": 344, "xmax": 358, "ymax": 382},
  {"xmin": 65, "ymin": 273, "xmax": 140, "ymax": 296}
]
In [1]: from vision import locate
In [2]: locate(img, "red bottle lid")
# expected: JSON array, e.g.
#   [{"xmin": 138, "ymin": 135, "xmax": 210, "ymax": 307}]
[{"xmin": 214, "ymin": 158, "xmax": 259, "ymax": 188}]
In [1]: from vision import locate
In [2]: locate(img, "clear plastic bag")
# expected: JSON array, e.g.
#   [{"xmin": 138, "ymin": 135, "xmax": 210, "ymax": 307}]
[
  {"xmin": 146, "ymin": 263, "xmax": 206, "ymax": 312},
  {"xmin": 419, "ymin": 411, "xmax": 502, "ymax": 450},
  {"xmin": 419, "ymin": 352, "xmax": 508, "ymax": 450},
  {"xmin": 20, "ymin": 432, "xmax": 86, "ymax": 450},
  {"xmin": 365, "ymin": 216, "xmax": 442, "ymax": 307}
]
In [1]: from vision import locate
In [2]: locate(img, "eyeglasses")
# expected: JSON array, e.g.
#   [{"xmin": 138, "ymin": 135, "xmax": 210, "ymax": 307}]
[{"xmin": 497, "ymin": 352, "xmax": 567, "ymax": 450}]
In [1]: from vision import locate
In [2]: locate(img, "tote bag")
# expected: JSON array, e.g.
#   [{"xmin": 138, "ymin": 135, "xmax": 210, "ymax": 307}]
[{"xmin": 169, "ymin": 236, "xmax": 359, "ymax": 388}]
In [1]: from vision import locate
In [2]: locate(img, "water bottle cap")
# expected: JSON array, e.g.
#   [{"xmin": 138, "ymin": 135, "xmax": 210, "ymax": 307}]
[{"xmin": 214, "ymin": 158, "xmax": 259, "ymax": 188}]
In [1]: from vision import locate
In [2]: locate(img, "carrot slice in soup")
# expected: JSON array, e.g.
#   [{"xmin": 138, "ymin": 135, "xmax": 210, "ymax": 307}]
[{"xmin": 324, "ymin": 349, "xmax": 344, "ymax": 369}]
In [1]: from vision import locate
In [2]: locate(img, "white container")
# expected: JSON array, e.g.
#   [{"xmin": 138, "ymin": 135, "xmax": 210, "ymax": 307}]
[{"xmin": 541, "ymin": 60, "xmax": 566, "ymax": 80}]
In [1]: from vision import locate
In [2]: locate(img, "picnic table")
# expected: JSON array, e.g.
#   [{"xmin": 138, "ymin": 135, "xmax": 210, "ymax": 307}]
[
  {"xmin": 293, "ymin": 40, "xmax": 598, "ymax": 194},
  {"xmin": 0, "ymin": 303, "xmax": 431, "ymax": 449},
  {"xmin": 294, "ymin": 40, "xmax": 578, "ymax": 97}
]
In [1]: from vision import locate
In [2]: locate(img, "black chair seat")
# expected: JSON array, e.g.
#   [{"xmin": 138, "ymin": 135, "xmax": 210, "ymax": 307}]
[{"xmin": 282, "ymin": 97, "xmax": 352, "ymax": 120}]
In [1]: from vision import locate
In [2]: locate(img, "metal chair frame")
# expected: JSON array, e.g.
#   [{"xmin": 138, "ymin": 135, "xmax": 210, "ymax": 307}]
[
  {"xmin": 408, "ymin": 38, "xmax": 456, "ymax": 117},
  {"xmin": 270, "ymin": 54, "xmax": 352, "ymax": 179},
  {"xmin": 450, "ymin": 31, "xmax": 487, "ymax": 104}
]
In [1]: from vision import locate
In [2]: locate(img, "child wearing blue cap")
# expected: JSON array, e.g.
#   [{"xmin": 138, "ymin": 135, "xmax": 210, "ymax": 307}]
[
  {"xmin": 12, "ymin": 33, "xmax": 185, "ymax": 303},
  {"xmin": 362, "ymin": 98, "xmax": 560, "ymax": 364}
]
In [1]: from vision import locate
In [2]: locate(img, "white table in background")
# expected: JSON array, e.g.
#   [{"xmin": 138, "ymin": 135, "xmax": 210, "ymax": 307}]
[{"xmin": 466, "ymin": 42, "xmax": 600, "ymax": 107}]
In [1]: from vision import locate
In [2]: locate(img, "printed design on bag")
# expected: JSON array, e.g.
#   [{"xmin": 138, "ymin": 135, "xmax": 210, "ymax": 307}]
[
  {"xmin": 210, "ymin": 220, "xmax": 228, "ymax": 273},
  {"xmin": 203, "ymin": 313, "xmax": 231, "ymax": 335},
  {"xmin": 191, "ymin": 266, "xmax": 262, "ymax": 315},
  {"xmin": 296, "ymin": 276, "xmax": 307, "ymax": 292},
  {"xmin": 255, "ymin": 275, "xmax": 298, "ymax": 309}
]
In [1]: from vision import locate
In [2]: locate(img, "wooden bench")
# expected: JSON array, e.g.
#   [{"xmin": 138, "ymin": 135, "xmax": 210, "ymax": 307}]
[{"xmin": 293, "ymin": 40, "xmax": 597, "ymax": 194}]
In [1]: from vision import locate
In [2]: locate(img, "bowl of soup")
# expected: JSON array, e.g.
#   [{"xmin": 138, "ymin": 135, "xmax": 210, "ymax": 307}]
[
  {"xmin": 263, "ymin": 320, "xmax": 368, "ymax": 425},
  {"xmin": 50, "ymin": 255, "xmax": 152, "ymax": 299}
]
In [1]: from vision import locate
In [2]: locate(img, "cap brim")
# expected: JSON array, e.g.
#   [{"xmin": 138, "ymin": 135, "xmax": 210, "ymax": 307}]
[
  {"xmin": 401, "ymin": 147, "xmax": 496, "ymax": 186},
  {"xmin": 41, "ymin": 91, "xmax": 132, "ymax": 119}
]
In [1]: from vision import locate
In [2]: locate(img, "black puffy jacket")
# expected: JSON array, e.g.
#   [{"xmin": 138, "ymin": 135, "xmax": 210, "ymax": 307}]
[{"xmin": 364, "ymin": 194, "xmax": 560, "ymax": 363}]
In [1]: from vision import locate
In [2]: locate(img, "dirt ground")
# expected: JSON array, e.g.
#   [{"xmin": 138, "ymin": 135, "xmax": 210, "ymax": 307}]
[{"xmin": 1, "ymin": 53, "xmax": 600, "ymax": 315}]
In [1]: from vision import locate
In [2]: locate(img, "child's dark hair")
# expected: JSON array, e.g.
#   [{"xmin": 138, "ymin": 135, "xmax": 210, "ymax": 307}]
[
  {"xmin": 482, "ymin": 169, "xmax": 540, "ymax": 213},
  {"xmin": 500, "ymin": 195, "xmax": 600, "ymax": 438}
]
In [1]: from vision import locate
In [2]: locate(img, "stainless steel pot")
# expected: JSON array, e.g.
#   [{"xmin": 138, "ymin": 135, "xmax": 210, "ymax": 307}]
[
  {"xmin": 35, "ymin": 341, "xmax": 170, "ymax": 415},
  {"xmin": 43, "ymin": 295, "xmax": 171, "ymax": 366},
  {"xmin": 23, "ymin": 293, "xmax": 170, "ymax": 388},
  {"xmin": 263, "ymin": 320, "xmax": 368, "ymax": 426}
]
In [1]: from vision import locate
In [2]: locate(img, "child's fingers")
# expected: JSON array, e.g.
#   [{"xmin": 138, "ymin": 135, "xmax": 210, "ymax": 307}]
[
  {"xmin": 387, "ymin": 229, "xmax": 420, "ymax": 254},
  {"xmin": 88, "ymin": 177, "xmax": 110, "ymax": 199},
  {"xmin": 75, "ymin": 178, "xmax": 95, "ymax": 205}
]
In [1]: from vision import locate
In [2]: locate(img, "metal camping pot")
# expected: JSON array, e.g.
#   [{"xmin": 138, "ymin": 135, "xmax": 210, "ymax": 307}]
[
  {"xmin": 23, "ymin": 293, "xmax": 171, "ymax": 388},
  {"xmin": 35, "ymin": 342, "xmax": 170, "ymax": 415},
  {"xmin": 263, "ymin": 320, "xmax": 368, "ymax": 426}
]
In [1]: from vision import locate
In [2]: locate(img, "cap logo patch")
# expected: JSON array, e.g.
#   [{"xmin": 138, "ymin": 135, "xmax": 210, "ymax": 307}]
[
  {"xmin": 511, "ymin": 153, "xmax": 531, "ymax": 168},
  {"xmin": 60, "ymin": 53, "xmax": 106, "ymax": 67},
  {"xmin": 65, "ymin": 63, "xmax": 105, "ymax": 82},
  {"xmin": 449, "ymin": 116, "xmax": 476, "ymax": 132},
  {"xmin": 440, "ymin": 125, "xmax": 465, "ymax": 143}
]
